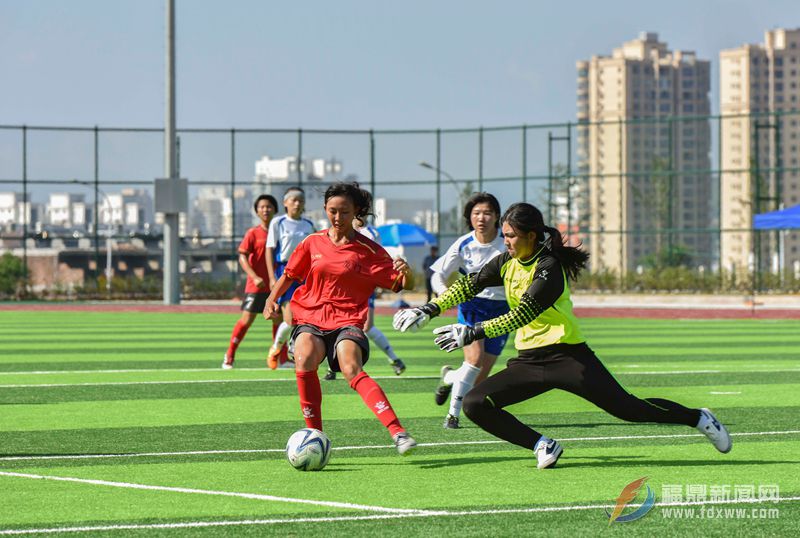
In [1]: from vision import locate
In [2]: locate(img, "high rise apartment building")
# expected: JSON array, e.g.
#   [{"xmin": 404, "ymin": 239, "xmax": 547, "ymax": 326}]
[
  {"xmin": 577, "ymin": 32, "xmax": 712, "ymax": 272},
  {"xmin": 720, "ymin": 28, "xmax": 800, "ymax": 273}
]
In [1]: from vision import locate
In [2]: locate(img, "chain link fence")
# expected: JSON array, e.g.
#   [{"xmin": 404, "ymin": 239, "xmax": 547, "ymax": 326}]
[{"xmin": 1, "ymin": 110, "xmax": 799, "ymax": 298}]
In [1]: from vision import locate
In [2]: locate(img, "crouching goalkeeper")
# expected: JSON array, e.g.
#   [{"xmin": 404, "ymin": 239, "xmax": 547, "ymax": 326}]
[{"xmin": 394, "ymin": 202, "xmax": 732, "ymax": 469}]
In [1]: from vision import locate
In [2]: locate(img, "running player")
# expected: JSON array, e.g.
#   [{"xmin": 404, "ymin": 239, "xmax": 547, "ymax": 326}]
[
  {"xmin": 222, "ymin": 194, "xmax": 279, "ymax": 369},
  {"xmin": 265, "ymin": 187, "xmax": 315, "ymax": 369},
  {"xmin": 427, "ymin": 192, "xmax": 508, "ymax": 429},
  {"xmin": 265, "ymin": 182, "xmax": 417, "ymax": 455},
  {"xmin": 394, "ymin": 202, "xmax": 732, "ymax": 468},
  {"xmin": 323, "ymin": 222, "xmax": 406, "ymax": 380}
]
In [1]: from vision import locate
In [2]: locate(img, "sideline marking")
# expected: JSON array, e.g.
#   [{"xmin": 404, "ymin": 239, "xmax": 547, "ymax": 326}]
[
  {"xmin": 0, "ymin": 471, "xmax": 434, "ymax": 515},
  {"xmin": 2, "ymin": 430, "xmax": 798, "ymax": 462},
  {"xmin": 1, "ymin": 368, "xmax": 798, "ymax": 387},
  {"xmin": 0, "ymin": 495, "xmax": 798, "ymax": 535}
]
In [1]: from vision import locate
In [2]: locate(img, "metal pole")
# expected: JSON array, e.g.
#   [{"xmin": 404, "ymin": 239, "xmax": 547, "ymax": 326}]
[
  {"xmin": 547, "ymin": 132, "xmax": 553, "ymax": 224},
  {"xmin": 297, "ymin": 129, "xmax": 303, "ymax": 187},
  {"xmin": 369, "ymin": 130, "xmax": 376, "ymax": 201},
  {"xmin": 230, "ymin": 128, "xmax": 237, "ymax": 289},
  {"xmin": 94, "ymin": 126, "xmax": 101, "ymax": 280},
  {"xmin": 522, "ymin": 125, "xmax": 528, "ymax": 202},
  {"xmin": 478, "ymin": 126, "xmax": 484, "ymax": 192},
  {"xmin": 22, "ymin": 126, "xmax": 28, "ymax": 293},
  {"xmin": 566, "ymin": 122, "xmax": 573, "ymax": 245},
  {"xmin": 436, "ymin": 129, "xmax": 441, "ymax": 245},
  {"xmin": 163, "ymin": 0, "xmax": 180, "ymax": 304}
]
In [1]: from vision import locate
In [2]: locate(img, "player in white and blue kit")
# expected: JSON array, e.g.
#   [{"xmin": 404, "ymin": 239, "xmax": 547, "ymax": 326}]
[
  {"xmin": 323, "ymin": 222, "xmax": 406, "ymax": 380},
  {"xmin": 265, "ymin": 187, "xmax": 316, "ymax": 369},
  {"xmin": 429, "ymin": 193, "xmax": 508, "ymax": 429}
]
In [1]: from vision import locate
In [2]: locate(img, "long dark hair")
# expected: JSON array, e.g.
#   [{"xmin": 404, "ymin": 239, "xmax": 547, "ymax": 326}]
[
  {"xmin": 463, "ymin": 192, "xmax": 501, "ymax": 231},
  {"xmin": 324, "ymin": 182, "xmax": 374, "ymax": 226},
  {"xmin": 501, "ymin": 202, "xmax": 589, "ymax": 281}
]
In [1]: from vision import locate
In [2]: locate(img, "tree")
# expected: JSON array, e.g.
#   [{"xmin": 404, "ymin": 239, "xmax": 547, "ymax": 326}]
[{"xmin": 0, "ymin": 252, "xmax": 26, "ymax": 297}]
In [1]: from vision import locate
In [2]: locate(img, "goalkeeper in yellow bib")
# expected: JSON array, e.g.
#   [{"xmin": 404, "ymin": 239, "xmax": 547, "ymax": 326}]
[{"xmin": 394, "ymin": 202, "xmax": 732, "ymax": 469}]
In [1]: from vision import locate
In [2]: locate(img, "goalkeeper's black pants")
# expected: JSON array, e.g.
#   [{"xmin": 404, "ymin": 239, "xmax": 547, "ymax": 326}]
[{"xmin": 462, "ymin": 342, "xmax": 701, "ymax": 450}]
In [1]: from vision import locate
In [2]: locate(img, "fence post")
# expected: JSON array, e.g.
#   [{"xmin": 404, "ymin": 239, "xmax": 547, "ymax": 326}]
[
  {"xmin": 21, "ymin": 125, "xmax": 28, "ymax": 294},
  {"xmin": 230, "ymin": 128, "xmax": 237, "ymax": 289},
  {"xmin": 94, "ymin": 126, "xmax": 100, "ymax": 280},
  {"xmin": 521, "ymin": 125, "xmax": 527, "ymax": 202},
  {"xmin": 435, "ymin": 128, "xmax": 441, "ymax": 246}
]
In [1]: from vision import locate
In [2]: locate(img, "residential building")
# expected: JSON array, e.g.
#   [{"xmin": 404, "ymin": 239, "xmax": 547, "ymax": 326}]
[
  {"xmin": 577, "ymin": 32, "xmax": 712, "ymax": 272},
  {"xmin": 720, "ymin": 28, "xmax": 800, "ymax": 274}
]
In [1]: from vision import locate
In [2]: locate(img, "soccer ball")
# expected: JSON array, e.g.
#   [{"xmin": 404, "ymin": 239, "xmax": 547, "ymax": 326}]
[{"xmin": 285, "ymin": 428, "xmax": 331, "ymax": 471}]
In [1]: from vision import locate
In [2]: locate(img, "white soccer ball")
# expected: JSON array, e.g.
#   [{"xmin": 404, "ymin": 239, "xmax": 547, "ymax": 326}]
[{"xmin": 285, "ymin": 428, "xmax": 332, "ymax": 471}]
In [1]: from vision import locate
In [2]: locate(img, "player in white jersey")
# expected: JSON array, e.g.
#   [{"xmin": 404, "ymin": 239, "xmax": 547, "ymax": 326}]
[
  {"xmin": 324, "ymin": 222, "xmax": 406, "ymax": 380},
  {"xmin": 265, "ymin": 187, "xmax": 316, "ymax": 369},
  {"xmin": 428, "ymin": 192, "xmax": 508, "ymax": 429}
]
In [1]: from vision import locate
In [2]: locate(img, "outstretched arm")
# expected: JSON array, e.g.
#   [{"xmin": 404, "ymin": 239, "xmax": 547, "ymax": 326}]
[{"xmin": 434, "ymin": 256, "xmax": 564, "ymax": 352}]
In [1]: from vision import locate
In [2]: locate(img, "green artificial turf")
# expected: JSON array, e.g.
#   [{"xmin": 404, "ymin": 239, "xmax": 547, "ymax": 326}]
[{"xmin": 1, "ymin": 310, "xmax": 798, "ymax": 536}]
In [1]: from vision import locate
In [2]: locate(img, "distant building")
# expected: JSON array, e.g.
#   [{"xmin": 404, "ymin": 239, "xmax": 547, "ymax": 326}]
[
  {"xmin": 577, "ymin": 32, "xmax": 712, "ymax": 272},
  {"xmin": 98, "ymin": 189, "xmax": 154, "ymax": 233},
  {"xmin": 720, "ymin": 28, "xmax": 800, "ymax": 274},
  {"xmin": 253, "ymin": 155, "xmax": 344, "ymax": 224},
  {"xmin": 0, "ymin": 192, "xmax": 42, "ymax": 232},
  {"xmin": 374, "ymin": 198, "xmax": 436, "ymax": 231},
  {"xmin": 46, "ymin": 193, "xmax": 88, "ymax": 230},
  {"xmin": 190, "ymin": 186, "xmax": 252, "ymax": 238}
]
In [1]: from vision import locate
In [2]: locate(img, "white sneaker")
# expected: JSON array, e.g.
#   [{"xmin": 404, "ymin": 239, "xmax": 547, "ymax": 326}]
[
  {"xmin": 278, "ymin": 360, "xmax": 295, "ymax": 370},
  {"xmin": 221, "ymin": 354, "xmax": 234, "ymax": 370},
  {"xmin": 534, "ymin": 436, "xmax": 563, "ymax": 469},
  {"xmin": 393, "ymin": 432, "xmax": 417, "ymax": 456},
  {"xmin": 696, "ymin": 408, "xmax": 732, "ymax": 453}
]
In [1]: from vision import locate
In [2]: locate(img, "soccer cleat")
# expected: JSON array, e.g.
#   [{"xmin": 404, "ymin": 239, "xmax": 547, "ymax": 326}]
[
  {"xmin": 393, "ymin": 432, "xmax": 417, "ymax": 456},
  {"xmin": 696, "ymin": 408, "xmax": 732, "ymax": 453},
  {"xmin": 221, "ymin": 354, "xmax": 234, "ymax": 370},
  {"xmin": 434, "ymin": 365, "xmax": 453, "ymax": 406},
  {"xmin": 391, "ymin": 359, "xmax": 406, "ymax": 376},
  {"xmin": 534, "ymin": 436, "xmax": 563, "ymax": 469},
  {"xmin": 267, "ymin": 344, "xmax": 281, "ymax": 370},
  {"xmin": 323, "ymin": 369, "xmax": 336, "ymax": 381},
  {"xmin": 443, "ymin": 414, "xmax": 460, "ymax": 429}
]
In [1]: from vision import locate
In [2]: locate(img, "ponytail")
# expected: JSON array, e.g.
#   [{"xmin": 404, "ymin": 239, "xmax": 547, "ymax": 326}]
[{"xmin": 502, "ymin": 203, "xmax": 589, "ymax": 281}]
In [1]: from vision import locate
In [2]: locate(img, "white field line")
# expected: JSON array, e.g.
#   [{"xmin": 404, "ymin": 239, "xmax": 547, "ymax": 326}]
[
  {"xmin": 0, "ymin": 471, "xmax": 434, "ymax": 515},
  {"xmin": 1, "ymin": 430, "xmax": 798, "ymax": 463},
  {"xmin": 0, "ymin": 495, "xmax": 798, "ymax": 535},
  {"xmin": 2, "ymin": 368, "xmax": 799, "ymax": 388}
]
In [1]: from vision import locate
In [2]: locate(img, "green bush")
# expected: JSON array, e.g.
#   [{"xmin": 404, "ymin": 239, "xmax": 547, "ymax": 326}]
[{"xmin": 0, "ymin": 252, "xmax": 26, "ymax": 298}]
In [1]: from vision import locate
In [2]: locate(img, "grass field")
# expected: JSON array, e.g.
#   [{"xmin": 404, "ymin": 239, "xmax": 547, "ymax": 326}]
[{"xmin": 1, "ymin": 309, "xmax": 798, "ymax": 536}]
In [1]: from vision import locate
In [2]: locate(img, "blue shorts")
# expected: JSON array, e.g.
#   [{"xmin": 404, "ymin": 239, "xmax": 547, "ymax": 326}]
[
  {"xmin": 275, "ymin": 262, "xmax": 300, "ymax": 305},
  {"xmin": 457, "ymin": 297, "xmax": 510, "ymax": 356}
]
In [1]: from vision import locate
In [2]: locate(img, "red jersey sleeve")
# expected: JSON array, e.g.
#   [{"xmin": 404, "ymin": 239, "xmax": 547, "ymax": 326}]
[
  {"xmin": 238, "ymin": 229, "xmax": 254, "ymax": 255},
  {"xmin": 367, "ymin": 246, "xmax": 404, "ymax": 292},
  {"xmin": 284, "ymin": 235, "xmax": 312, "ymax": 282}
]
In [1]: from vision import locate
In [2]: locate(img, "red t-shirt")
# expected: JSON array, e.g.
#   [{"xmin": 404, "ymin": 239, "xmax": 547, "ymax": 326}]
[
  {"xmin": 239, "ymin": 225, "xmax": 270, "ymax": 294},
  {"xmin": 285, "ymin": 230, "xmax": 404, "ymax": 331}
]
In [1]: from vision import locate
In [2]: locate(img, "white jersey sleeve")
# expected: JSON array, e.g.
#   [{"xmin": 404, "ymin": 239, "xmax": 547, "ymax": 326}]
[{"xmin": 429, "ymin": 232, "xmax": 471, "ymax": 296}]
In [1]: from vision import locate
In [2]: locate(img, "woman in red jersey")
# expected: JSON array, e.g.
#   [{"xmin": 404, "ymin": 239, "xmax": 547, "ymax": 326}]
[
  {"xmin": 264, "ymin": 182, "xmax": 418, "ymax": 455},
  {"xmin": 222, "ymin": 194, "xmax": 279, "ymax": 369}
]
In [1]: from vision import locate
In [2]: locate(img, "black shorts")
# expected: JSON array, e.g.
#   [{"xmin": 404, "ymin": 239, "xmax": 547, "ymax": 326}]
[
  {"xmin": 241, "ymin": 292, "xmax": 268, "ymax": 313},
  {"xmin": 291, "ymin": 324, "xmax": 370, "ymax": 372}
]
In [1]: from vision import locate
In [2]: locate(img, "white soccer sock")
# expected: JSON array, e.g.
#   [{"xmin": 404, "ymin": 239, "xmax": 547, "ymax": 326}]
[
  {"xmin": 366, "ymin": 326, "xmax": 399, "ymax": 362},
  {"xmin": 448, "ymin": 362, "xmax": 481, "ymax": 418},
  {"xmin": 274, "ymin": 322, "xmax": 293, "ymax": 347}
]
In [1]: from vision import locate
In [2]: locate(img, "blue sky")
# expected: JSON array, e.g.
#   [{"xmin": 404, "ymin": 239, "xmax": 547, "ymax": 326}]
[{"xmin": 2, "ymin": 0, "xmax": 798, "ymax": 130}]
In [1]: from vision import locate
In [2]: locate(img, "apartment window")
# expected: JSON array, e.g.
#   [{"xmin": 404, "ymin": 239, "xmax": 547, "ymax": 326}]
[
  {"xmin": 752, "ymin": 57, "xmax": 759, "ymax": 64},
  {"xmin": 775, "ymin": 57, "xmax": 784, "ymax": 66},
  {"xmin": 682, "ymin": 79, "xmax": 694, "ymax": 88},
  {"xmin": 776, "ymin": 70, "xmax": 783, "ymax": 78},
  {"xmin": 577, "ymin": 68, "xmax": 588, "ymax": 77},
  {"xmin": 776, "ymin": 83, "xmax": 784, "ymax": 91},
  {"xmin": 660, "ymin": 90, "xmax": 671, "ymax": 99},
  {"xmin": 682, "ymin": 67, "xmax": 693, "ymax": 76},
  {"xmin": 632, "ymin": 65, "xmax": 640, "ymax": 74}
]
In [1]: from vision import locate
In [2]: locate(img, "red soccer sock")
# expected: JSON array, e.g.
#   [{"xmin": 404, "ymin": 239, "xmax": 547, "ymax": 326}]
[
  {"xmin": 227, "ymin": 320, "xmax": 250, "ymax": 358},
  {"xmin": 296, "ymin": 370, "xmax": 323, "ymax": 430},
  {"xmin": 349, "ymin": 371, "xmax": 404, "ymax": 437}
]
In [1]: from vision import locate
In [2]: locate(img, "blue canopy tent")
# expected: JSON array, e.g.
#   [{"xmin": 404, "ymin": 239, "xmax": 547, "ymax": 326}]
[
  {"xmin": 753, "ymin": 204, "xmax": 800, "ymax": 230},
  {"xmin": 376, "ymin": 223, "xmax": 437, "ymax": 247}
]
